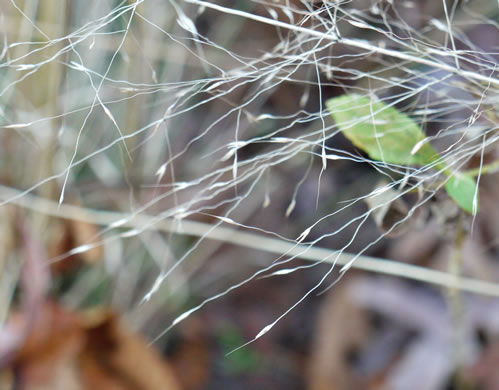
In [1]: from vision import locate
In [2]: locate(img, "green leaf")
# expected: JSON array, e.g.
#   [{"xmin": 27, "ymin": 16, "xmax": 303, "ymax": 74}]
[
  {"xmin": 445, "ymin": 174, "xmax": 479, "ymax": 214},
  {"xmin": 327, "ymin": 93, "xmax": 480, "ymax": 214},
  {"xmin": 326, "ymin": 94, "xmax": 440, "ymax": 166}
]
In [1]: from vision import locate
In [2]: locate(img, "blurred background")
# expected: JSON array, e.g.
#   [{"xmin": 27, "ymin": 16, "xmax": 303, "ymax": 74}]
[{"xmin": 1, "ymin": 0, "xmax": 499, "ymax": 389}]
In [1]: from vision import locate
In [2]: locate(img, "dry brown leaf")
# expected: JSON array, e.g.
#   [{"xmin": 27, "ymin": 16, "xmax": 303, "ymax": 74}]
[
  {"xmin": 80, "ymin": 308, "xmax": 181, "ymax": 390},
  {"xmin": 168, "ymin": 317, "xmax": 211, "ymax": 390},
  {"xmin": 1, "ymin": 302, "xmax": 181, "ymax": 390},
  {"xmin": 307, "ymin": 275, "xmax": 370, "ymax": 390},
  {"xmin": 68, "ymin": 213, "xmax": 103, "ymax": 264},
  {"xmin": 49, "ymin": 203, "xmax": 103, "ymax": 272},
  {"xmin": 10, "ymin": 302, "xmax": 86, "ymax": 390}
]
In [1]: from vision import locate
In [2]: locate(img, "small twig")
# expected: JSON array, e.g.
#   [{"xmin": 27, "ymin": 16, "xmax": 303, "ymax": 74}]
[{"xmin": 2, "ymin": 184, "xmax": 499, "ymax": 297}]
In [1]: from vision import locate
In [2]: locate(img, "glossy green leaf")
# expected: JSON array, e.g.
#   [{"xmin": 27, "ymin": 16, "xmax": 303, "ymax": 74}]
[
  {"xmin": 445, "ymin": 174, "xmax": 479, "ymax": 214},
  {"xmin": 326, "ymin": 94, "xmax": 439, "ymax": 166}
]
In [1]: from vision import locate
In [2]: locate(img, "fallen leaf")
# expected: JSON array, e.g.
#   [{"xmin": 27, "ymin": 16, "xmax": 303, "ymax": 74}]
[{"xmin": 1, "ymin": 302, "xmax": 181, "ymax": 390}]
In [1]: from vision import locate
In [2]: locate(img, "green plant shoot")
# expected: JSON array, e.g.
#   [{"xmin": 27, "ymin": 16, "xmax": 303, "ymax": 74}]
[
  {"xmin": 445, "ymin": 174, "xmax": 479, "ymax": 214},
  {"xmin": 326, "ymin": 94, "xmax": 479, "ymax": 214}
]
